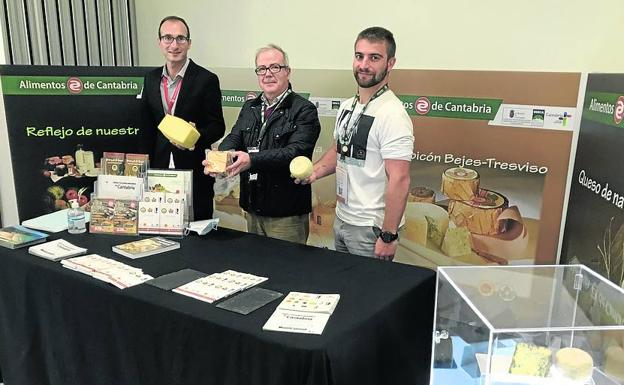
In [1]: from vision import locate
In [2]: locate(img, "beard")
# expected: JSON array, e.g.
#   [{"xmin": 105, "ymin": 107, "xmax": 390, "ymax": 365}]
[{"xmin": 354, "ymin": 65, "xmax": 388, "ymax": 88}]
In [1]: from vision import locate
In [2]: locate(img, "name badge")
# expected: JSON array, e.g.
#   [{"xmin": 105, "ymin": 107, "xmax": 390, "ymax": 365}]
[
  {"xmin": 248, "ymin": 147, "xmax": 259, "ymax": 181},
  {"xmin": 336, "ymin": 162, "xmax": 348, "ymax": 204}
]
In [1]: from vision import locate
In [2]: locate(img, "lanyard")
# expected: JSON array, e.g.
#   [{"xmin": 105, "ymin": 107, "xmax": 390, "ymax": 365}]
[
  {"xmin": 338, "ymin": 84, "xmax": 388, "ymax": 148},
  {"xmin": 162, "ymin": 76, "xmax": 183, "ymax": 114},
  {"xmin": 257, "ymin": 89, "xmax": 291, "ymax": 146}
]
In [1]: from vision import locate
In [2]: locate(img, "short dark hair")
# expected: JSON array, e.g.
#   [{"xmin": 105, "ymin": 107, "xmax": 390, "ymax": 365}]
[
  {"xmin": 158, "ymin": 16, "xmax": 190, "ymax": 39},
  {"xmin": 355, "ymin": 27, "xmax": 396, "ymax": 59}
]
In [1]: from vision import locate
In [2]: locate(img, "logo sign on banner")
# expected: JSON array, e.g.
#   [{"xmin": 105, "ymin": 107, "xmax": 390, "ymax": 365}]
[
  {"xmin": 562, "ymin": 75, "xmax": 624, "ymax": 288},
  {"xmin": 0, "ymin": 66, "xmax": 155, "ymax": 223},
  {"xmin": 397, "ymin": 95, "xmax": 502, "ymax": 120},
  {"xmin": 582, "ymin": 91, "xmax": 624, "ymax": 128},
  {"xmin": 220, "ymin": 90, "xmax": 310, "ymax": 108}
]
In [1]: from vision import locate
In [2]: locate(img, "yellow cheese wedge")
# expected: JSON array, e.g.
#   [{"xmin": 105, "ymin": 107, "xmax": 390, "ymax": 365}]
[
  {"xmin": 290, "ymin": 156, "xmax": 313, "ymax": 179},
  {"xmin": 158, "ymin": 114, "xmax": 201, "ymax": 149},
  {"xmin": 404, "ymin": 202, "xmax": 449, "ymax": 247},
  {"xmin": 441, "ymin": 226, "xmax": 472, "ymax": 257},
  {"xmin": 403, "ymin": 214, "xmax": 428, "ymax": 246},
  {"xmin": 205, "ymin": 151, "xmax": 231, "ymax": 174}
]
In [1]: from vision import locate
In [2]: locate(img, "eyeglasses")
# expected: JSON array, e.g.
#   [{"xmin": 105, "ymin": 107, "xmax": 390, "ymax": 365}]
[
  {"xmin": 254, "ymin": 64, "xmax": 289, "ymax": 76},
  {"xmin": 159, "ymin": 35, "xmax": 190, "ymax": 45}
]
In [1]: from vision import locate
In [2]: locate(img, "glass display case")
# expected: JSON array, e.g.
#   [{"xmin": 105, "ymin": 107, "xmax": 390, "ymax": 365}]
[{"xmin": 430, "ymin": 265, "xmax": 624, "ymax": 385}]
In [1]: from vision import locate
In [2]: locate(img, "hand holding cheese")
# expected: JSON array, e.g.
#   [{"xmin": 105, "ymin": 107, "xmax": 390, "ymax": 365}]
[
  {"xmin": 158, "ymin": 114, "xmax": 201, "ymax": 150},
  {"xmin": 290, "ymin": 156, "xmax": 313, "ymax": 180}
]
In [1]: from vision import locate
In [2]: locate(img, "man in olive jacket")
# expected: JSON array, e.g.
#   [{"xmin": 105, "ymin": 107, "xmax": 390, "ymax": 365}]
[{"xmin": 205, "ymin": 44, "xmax": 320, "ymax": 244}]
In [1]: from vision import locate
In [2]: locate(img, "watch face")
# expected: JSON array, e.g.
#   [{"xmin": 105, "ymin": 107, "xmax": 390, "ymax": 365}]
[
  {"xmin": 372, "ymin": 226, "xmax": 398, "ymax": 243},
  {"xmin": 380, "ymin": 231, "xmax": 398, "ymax": 243}
]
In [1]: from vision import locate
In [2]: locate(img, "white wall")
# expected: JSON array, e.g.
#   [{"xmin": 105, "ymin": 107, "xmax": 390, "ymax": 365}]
[{"xmin": 135, "ymin": 0, "xmax": 624, "ymax": 72}]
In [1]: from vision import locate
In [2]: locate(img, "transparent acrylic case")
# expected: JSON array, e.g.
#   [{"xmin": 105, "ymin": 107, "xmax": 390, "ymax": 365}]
[{"xmin": 430, "ymin": 265, "xmax": 624, "ymax": 385}]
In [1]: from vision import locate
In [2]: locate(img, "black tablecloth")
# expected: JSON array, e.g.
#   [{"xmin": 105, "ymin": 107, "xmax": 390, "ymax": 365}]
[{"xmin": 0, "ymin": 229, "xmax": 436, "ymax": 385}]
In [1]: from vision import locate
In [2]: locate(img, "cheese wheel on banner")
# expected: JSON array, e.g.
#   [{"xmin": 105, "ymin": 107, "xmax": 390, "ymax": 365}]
[
  {"xmin": 448, "ymin": 189, "xmax": 508, "ymax": 235},
  {"xmin": 408, "ymin": 186, "xmax": 435, "ymax": 204},
  {"xmin": 441, "ymin": 167, "xmax": 480, "ymax": 201}
]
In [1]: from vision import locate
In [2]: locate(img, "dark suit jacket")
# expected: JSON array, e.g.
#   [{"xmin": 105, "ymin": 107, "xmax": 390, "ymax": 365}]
[{"xmin": 142, "ymin": 59, "xmax": 225, "ymax": 219}]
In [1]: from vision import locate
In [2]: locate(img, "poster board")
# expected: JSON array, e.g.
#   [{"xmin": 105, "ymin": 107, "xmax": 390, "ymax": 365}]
[
  {"xmin": 561, "ymin": 73, "xmax": 624, "ymax": 288},
  {"xmin": 215, "ymin": 68, "xmax": 582, "ymax": 267},
  {"xmin": 0, "ymin": 65, "xmax": 153, "ymax": 225}
]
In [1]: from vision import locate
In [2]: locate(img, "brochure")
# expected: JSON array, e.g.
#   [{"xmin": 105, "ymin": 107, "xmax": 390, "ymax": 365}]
[
  {"xmin": 112, "ymin": 237, "xmax": 180, "ymax": 259},
  {"xmin": 28, "ymin": 239, "xmax": 87, "ymax": 261},
  {"xmin": 172, "ymin": 270, "xmax": 268, "ymax": 303},
  {"xmin": 262, "ymin": 291, "xmax": 341, "ymax": 335},
  {"xmin": 61, "ymin": 254, "xmax": 153, "ymax": 289},
  {"xmin": 0, "ymin": 225, "xmax": 48, "ymax": 249}
]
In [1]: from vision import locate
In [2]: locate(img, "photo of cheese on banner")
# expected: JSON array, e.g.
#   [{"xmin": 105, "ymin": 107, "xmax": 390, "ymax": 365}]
[
  {"xmin": 397, "ymin": 163, "xmax": 541, "ymax": 267},
  {"xmin": 408, "ymin": 186, "xmax": 436, "ymax": 203},
  {"xmin": 441, "ymin": 167, "xmax": 479, "ymax": 201}
]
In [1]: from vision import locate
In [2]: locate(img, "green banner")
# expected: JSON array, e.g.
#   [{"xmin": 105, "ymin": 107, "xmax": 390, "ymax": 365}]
[
  {"xmin": 397, "ymin": 95, "xmax": 502, "ymax": 120},
  {"xmin": 221, "ymin": 90, "xmax": 310, "ymax": 107},
  {"xmin": 1, "ymin": 76, "xmax": 143, "ymax": 95},
  {"xmin": 221, "ymin": 90, "xmax": 261, "ymax": 107},
  {"xmin": 582, "ymin": 91, "xmax": 624, "ymax": 128}
]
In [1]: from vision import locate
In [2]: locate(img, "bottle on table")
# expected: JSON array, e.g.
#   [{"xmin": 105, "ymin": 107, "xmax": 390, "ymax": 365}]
[{"xmin": 67, "ymin": 199, "xmax": 86, "ymax": 234}]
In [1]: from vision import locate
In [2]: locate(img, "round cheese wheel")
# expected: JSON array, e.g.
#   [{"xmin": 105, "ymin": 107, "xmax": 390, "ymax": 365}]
[
  {"xmin": 290, "ymin": 156, "xmax": 313, "ymax": 179},
  {"xmin": 555, "ymin": 347, "xmax": 593, "ymax": 381},
  {"xmin": 441, "ymin": 167, "xmax": 480, "ymax": 201},
  {"xmin": 408, "ymin": 186, "xmax": 435, "ymax": 203},
  {"xmin": 448, "ymin": 189, "xmax": 509, "ymax": 235}
]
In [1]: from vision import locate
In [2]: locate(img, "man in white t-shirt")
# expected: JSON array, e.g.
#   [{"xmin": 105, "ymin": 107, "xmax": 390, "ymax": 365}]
[{"xmin": 297, "ymin": 27, "xmax": 414, "ymax": 260}]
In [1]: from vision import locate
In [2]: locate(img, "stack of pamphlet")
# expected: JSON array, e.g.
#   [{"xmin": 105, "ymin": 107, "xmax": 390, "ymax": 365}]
[
  {"xmin": 173, "ymin": 270, "xmax": 268, "ymax": 303},
  {"xmin": 112, "ymin": 237, "xmax": 180, "ymax": 259},
  {"xmin": 29, "ymin": 239, "xmax": 87, "ymax": 261},
  {"xmin": 89, "ymin": 198, "xmax": 139, "ymax": 235},
  {"xmin": 61, "ymin": 254, "xmax": 153, "ymax": 289},
  {"xmin": 263, "ymin": 292, "xmax": 341, "ymax": 335},
  {"xmin": 0, "ymin": 225, "xmax": 48, "ymax": 249}
]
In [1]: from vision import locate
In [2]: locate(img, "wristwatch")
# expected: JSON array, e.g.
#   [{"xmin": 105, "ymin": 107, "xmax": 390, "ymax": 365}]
[{"xmin": 373, "ymin": 226, "xmax": 399, "ymax": 243}]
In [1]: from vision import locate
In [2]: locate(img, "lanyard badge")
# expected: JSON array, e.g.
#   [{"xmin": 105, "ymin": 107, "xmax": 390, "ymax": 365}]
[
  {"xmin": 337, "ymin": 84, "xmax": 388, "ymax": 157},
  {"xmin": 162, "ymin": 76, "xmax": 183, "ymax": 114}
]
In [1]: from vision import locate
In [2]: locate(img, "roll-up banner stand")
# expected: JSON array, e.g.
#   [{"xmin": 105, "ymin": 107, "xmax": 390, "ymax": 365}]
[
  {"xmin": 215, "ymin": 68, "xmax": 582, "ymax": 267},
  {"xmin": 561, "ymin": 74, "xmax": 624, "ymax": 288},
  {"xmin": 0, "ymin": 66, "xmax": 153, "ymax": 225}
]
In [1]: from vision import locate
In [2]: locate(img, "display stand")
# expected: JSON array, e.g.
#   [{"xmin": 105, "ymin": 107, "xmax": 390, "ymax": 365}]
[
  {"xmin": 430, "ymin": 265, "xmax": 624, "ymax": 385},
  {"xmin": 139, "ymin": 168, "xmax": 192, "ymax": 237},
  {"xmin": 88, "ymin": 153, "xmax": 150, "ymax": 236}
]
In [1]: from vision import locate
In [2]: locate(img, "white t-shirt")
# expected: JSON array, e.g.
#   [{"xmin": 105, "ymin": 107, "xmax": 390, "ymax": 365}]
[{"xmin": 333, "ymin": 89, "xmax": 414, "ymax": 227}]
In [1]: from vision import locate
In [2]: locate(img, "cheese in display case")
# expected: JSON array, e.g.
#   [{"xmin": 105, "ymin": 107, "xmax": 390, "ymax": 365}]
[{"xmin": 430, "ymin": 265, "xmax": 624, "ymax": 385}]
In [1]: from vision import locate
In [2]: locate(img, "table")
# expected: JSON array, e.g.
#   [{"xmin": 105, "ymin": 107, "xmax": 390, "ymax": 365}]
[{"xmin": 0, "ymin": 229, "xmax": 436, "ymax": 385}]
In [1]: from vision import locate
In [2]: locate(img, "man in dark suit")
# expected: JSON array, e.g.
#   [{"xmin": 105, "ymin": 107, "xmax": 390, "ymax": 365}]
[{"xmin": 142, "ymin": 15, "xmax": 225, "ymax": 220}]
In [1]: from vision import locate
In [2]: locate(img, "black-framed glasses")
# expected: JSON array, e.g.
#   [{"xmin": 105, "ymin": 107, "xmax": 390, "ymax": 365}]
[
  {"xmin": 159, "ymin": 35, "xmax": 190, "ymax": 45},
  {"xmin": 254, "ymin": 64, "xmax": 289, "ymax": 76}
]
